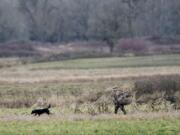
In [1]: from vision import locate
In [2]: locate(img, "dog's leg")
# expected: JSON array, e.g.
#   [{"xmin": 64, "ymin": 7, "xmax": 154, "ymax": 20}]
[{"xmin": 47, "ymin": 110, "xmax": 50, "ymax": 115}]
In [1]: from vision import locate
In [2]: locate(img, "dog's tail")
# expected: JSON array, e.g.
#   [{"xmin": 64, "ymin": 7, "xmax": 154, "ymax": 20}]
[{"xmin": 47, "ymin": 104, "xmax": 51, "ymax": 109}]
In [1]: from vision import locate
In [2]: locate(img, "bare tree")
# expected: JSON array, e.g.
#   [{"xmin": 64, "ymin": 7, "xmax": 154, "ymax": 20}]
[
  {"xmin": 0, "ymin": 0, "xmax": 25, "ymax": 42},
  {"xmin": 19, "ymin": 0, "xmax": 59, "ymax": 42},
  {"xmin": 0, "ymin": 0, "xmax": 180, "ymax": 43}
]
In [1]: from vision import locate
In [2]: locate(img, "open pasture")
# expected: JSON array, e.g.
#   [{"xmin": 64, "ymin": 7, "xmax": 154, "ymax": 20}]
[
  {"xmin": 0, "ymin": 116, "xmax": 180, "ymax": 135},
  {"xmin": 0, "ymin": 54, "xmax": 180, "ymax": 83},
  {"xmin": 0, "ymin": 54, "xmax": 180, "ymax": 134}
]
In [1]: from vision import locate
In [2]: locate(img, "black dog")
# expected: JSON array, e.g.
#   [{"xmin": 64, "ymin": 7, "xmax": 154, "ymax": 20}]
[{"xmin": 31, "ymin": 104, "xmax": 51, "ymax": 116}]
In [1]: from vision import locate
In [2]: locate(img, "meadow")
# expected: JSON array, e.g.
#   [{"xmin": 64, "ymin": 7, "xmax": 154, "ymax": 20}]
[
  {"xmin": 0, "ymin": 118, "xmax": 180, "ymax": 135},
  {"xmin": 0, "ymin": 54, "xmax": 180, "ymax": 134},
  {"xmin": 0, "ymin": 54, "xmax": 180, "ymax": 83}
]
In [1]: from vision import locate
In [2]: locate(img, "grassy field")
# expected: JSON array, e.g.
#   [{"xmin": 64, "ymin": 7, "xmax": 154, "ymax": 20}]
[
  {"xmin": 29, "ymin": 54, "xmax": 180, "ymax": 69},
  {"xmin": 0, "ymin": 54, "xmax": 180, "ymax": 108},
  {"xmin": 0, "ymin": 54, "xmax": 180, "ymax": 134},
  {"xmin": 0, "ymin": 118, "xmax": 180, "ymax": 135},
  {"xmin": 0, "ymin": 54, "xmax": 180, "ymax": 83}
]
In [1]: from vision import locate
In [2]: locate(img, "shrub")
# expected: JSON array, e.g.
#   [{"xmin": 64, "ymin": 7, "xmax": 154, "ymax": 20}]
[
  {"xmin": 148, "ymin": 35, "xmax": 180, "ymax": 45},
  {"xmin": 115, "ymin": 38, "xmax": 149, "ymax": 55},
  {"xmin": 133, "ymin": 75, "xmax": 180, "ymax": 110}
]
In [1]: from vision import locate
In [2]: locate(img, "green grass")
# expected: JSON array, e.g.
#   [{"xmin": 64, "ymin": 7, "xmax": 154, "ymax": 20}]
[
  {"xmin": 29, "ymin": 54, "xmax": 180, "ymax": 70},
  {"xmin": 0, "ymin": 119, "xmax": 180, "ymax": 135}
]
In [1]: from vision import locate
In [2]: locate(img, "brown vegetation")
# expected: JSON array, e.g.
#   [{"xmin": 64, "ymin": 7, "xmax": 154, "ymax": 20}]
[
  {"xmin": 0, "ymin": 75, "xmax": 178, "ymax": 115},
  {"xmin": 73, "ymin": 75, "xmax": 180, "ymax": 114},
  {"xmin": 115, "ymin": 38, "xmax": 149, "ymax": 55},
  {"xmin": 134, "ymin": 75, "xmax": 180, "ymax": 110},
  {"xmin": 1, "ymin": 38, "xmax": 180, "ymax": 63}
]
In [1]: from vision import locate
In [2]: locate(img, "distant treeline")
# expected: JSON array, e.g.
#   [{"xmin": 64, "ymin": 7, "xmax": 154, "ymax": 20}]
[{"xmin": 0, "ymin": 0, "xmax": 180, "ymax": 43}]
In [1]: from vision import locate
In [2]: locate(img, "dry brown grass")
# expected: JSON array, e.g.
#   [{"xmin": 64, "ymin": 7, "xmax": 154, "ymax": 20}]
[
  {"xmin": 0, "ymin": 111, "xmax": 180, "ymax": 122},
  {"xmin": 0, "ymin": 66, "xmax": 180, "ymax": 84}
]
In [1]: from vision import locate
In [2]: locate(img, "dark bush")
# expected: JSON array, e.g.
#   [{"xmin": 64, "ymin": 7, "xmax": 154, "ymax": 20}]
[
  {"xmin": 115, "ymin": 38, "xmax": 149, "ymax": 55},
  {"xmin": 148, "ymin": 35, "xmax": 180, "ymax": 45},
  {"xmin": 134, "ymin": 75, "xmax": 180, "ymax": 106}
]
